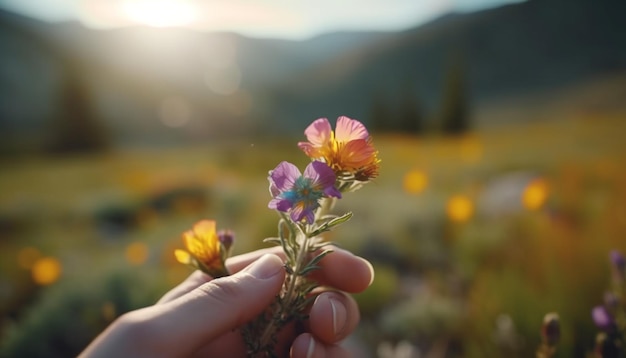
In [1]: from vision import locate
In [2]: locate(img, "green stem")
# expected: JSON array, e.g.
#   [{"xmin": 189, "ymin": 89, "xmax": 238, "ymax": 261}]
[{"xmin": 249, "ymin": 199, "xmax": 335, "ymax": 357}]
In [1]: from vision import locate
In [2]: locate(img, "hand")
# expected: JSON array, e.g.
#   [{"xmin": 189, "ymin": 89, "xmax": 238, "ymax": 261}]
[{"xmin": 79, "ymin": 246, "xmax": 374, "ymax": 357}]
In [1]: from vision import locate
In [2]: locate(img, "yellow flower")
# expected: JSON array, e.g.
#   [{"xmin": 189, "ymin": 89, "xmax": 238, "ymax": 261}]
[
  {"xmin": 298, "ymin": 116, "xmax": 380, "ymax": 182},
  {"xmin": 175, "ymin": 220, "xmax": 230, "ymax": 278}
]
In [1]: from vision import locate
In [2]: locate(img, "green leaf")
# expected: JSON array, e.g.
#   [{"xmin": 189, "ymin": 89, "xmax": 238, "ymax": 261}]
[
  {"xmin": 263, "ymin": 237, "xmax": 281, "ymax": 246},
  {"xmin": 308, "ymin": 249, "xmax": 334, "ymax": 268},
  {"xmin": 298, "ymin": 265, "xmax": 321, "ymax": 276},
  {"xmin": 327, "ymin": 211, "xmax": 353, "ymax": 227},
  {"xmin": 309, "ymin": 212, "xmax": 353, "ymax": 236}
]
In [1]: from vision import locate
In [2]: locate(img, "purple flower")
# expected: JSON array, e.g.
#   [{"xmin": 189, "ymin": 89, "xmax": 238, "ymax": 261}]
[
  {"xmin": 592, "ymin": 305, "xmax": 616, "ymax": 332},
  {"xmin": 610, "ymin": 250, "xmax": 625, "ymax": 271},
  {"xmin": 268, "ymin": 161, "xmax": 341, "ymax": 223},
  {"xmin": 217, "ymin": 229, "xmax": 234, "ymax": 252}
]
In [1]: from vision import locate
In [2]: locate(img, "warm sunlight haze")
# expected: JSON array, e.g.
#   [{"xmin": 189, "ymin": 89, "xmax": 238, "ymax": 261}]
[
  {"xmin": 121, "ymin": 0, "xmax": 195, "ymax": 28},
  {"xmin": 0, "ymin": 0, "xmax": 527, "ymax": 39}
]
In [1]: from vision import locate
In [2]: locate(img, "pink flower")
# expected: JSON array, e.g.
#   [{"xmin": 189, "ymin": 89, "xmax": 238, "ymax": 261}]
[{"xmin": 298, "ymin": 116, "xmax": 380, "ymax": 181}]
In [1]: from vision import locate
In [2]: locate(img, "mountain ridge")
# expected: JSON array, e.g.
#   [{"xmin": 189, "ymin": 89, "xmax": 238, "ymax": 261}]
[{"xmin": 0, "ymin": 0, "xmax": 625, "ymax": 152}]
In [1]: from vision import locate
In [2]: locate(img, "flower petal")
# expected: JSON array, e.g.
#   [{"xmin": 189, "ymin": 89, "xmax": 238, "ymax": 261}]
[
  {"xmin": 174, "ymin": 249, "xmax": 193, "ymax": 265},
  {"xmin": 303, "ymin": 118, "xmax": 332, "ymax": 146},
  {"xmin": 269, "ymin": 161, "xmax": 301, "ymax": 193},
  {"xmin": 335, "ymin": 116, "xmax": 369, "ymax": 142},
  {"xmin": 268, "ymin": 197, "xmax": 292, "ymax": 212},
  {"xmin": 193, "ymin": 220, "xmax": 216, "ymax": 237},
  {"xmin": 305, "ymin": 161, "xmax": 341, "ymax": 199},
  {"xmin": 289, "ymin": 201, "xmax": 316, "ymax": 223},
  {"xmin": 338, "ymin": 139, "xmax": 377, "ymax": 169}
]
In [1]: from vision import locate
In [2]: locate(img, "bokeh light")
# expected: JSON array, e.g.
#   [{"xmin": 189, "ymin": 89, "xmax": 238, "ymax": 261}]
[
  {"xmin": 522, "ymin": 179, "xmax": 549, "ymax": 211},
  {"xmin": 159, "ymin": 96, "xmax": 192, "ymax": 128},
  {"xmin": 31, "ymin": 257, "xmax": 62, "ymax": 286},
  {"xmin": 446, "ymin": 195, "xmax": 474, "ymax": 223},
  {"xmin": 204, "ymin": 64, "xmax": 242, "ymax": 95},
  {"xmin": 403, "ymin": 169, "xmax": 428, "ymax": 195},
  {"xmin": 125, "ymin": 242, "xmax": 149, "ymax": 266}
]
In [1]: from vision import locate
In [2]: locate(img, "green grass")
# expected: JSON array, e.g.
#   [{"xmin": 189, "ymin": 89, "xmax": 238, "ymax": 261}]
[{"xmin": 1, "ymin": 114, "xmax": 626, "ymax": 357}]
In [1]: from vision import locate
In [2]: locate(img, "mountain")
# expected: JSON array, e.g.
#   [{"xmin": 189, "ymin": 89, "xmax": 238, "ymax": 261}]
[
  {"xmin": 0, "ymin": 0, "xmax": 625, "ymax": 154},
  {"xmin": 269, "ymin": 0, "xmax": 626, "ymax": 130}
]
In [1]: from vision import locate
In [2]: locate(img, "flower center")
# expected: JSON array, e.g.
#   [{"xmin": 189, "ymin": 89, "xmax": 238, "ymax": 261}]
[{"xmin": 283, "ymin": 176, "xmax": 323, "ymax": 205}]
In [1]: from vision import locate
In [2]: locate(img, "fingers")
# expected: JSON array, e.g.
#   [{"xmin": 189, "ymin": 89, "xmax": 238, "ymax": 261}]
[
  {"xmin": 307, "ymin": 247, "xmax": 374, "ymax": 293},
  {"xmin": 290, "ymin": 333, "xmax": 351, "ymax": 358},
  {"xmin": 229, "ymin": 245, "xmax": 374, "ymax": 293},
  {"xmin": 82, "ymin": 254, "xmax": 286, "ymax": 357},
  {"xmin": 160, "ymin": 245, "xmax": 373, "ymax": 304},
  {"xmin": 307, "ymin": 291, "xmax": 360, "ymax": 344},
  {"xmin": 157, "ymin": 247, "xmax": 286, "ymax": 304}
]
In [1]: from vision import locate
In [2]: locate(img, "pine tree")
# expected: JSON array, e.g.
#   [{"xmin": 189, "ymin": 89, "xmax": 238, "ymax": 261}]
[
  {"xmin": 46, "ymin": 58, "xmax": 108, "ymax": 154},
  {"xmin": 438, "ymin": 56, "xmax": 470, "ymax": 135}
]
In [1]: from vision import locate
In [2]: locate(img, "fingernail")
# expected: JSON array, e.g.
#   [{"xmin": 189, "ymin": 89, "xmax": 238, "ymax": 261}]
[
  {"xmin": 306, "ymin": 334, "xmax": 316, "ymax": 358},
  {"xmin": 360, "ymin": 257, "xmax": 375, "ymax": 286},
  {"xmin": 244, "ymin": 254, "xmax": 283, "ymax": 279},
  {"xmin": 329, "ymin": 297, "xmax": 347, "ymax": 336}
]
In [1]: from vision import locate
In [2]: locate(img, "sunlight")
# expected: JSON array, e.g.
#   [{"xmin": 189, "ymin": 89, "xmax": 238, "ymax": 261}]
[{"xmin": 121, "ymin": 0, "xmax": 195, "ymax": 28}]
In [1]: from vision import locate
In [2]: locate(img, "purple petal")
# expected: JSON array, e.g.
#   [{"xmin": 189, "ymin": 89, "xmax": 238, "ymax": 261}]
[
  {"xmin": 269, "ymin": 161, "xmax": 300, "ymax": 194},
  {"xmin": 305, "ymin": 161, "xmax": 341, "ymax": 199},
  {"xmin": 289, "ymin": 203, "xmax": 307, "ymax": 222},
  {"xmin": 268, "ymin": 198, "xmax": 292, "ymax": 212},
  {"xmin": 592, "ymin": 305, "xmax": 615, "ymax": 331}
]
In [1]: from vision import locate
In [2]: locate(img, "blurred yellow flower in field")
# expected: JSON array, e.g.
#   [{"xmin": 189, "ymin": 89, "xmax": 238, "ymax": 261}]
[
  {"xmin": 403, "ymin": 169, "xmax": 428, "ymax": 195},
  {"xmin": 125, "ymin": 242, "xmax": 149, "ymax": 266},
  {"xmin": 175, "ymin": 220, "xmax": 231, "ymax": 278},
  {"xmin": 446, "ymin": 195, "xmax": 473, "ymax": 223},
  {"xmin": 523, "ymin": 179, "xmax": 548, "ymax": 210},
  {"xmin": 32, "ymin": 256, "xmax": 62, "ymax": 285}
]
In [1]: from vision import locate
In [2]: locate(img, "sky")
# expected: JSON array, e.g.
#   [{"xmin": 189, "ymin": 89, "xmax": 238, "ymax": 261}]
[{"xmin": 0, "ymin": 0, "xmax": 525, "ymax": 39}]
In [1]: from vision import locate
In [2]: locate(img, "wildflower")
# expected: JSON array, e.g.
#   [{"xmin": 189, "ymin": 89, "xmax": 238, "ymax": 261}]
[
  {"xmin": 610, "ymin": 250, "xmax": 625, "ymax": 270},
  {"xmin": 268, "ymin": 161, "xmax": 341, "ymax": 224},
  {"xmin": 298, "ymin": 116, "xmax": 380, "ymax": 182},
  {"xmin": 592, "ymin": 305, "xmax": 616, "ymax": 332},
  {"xmin": 175, "ymin": 220, "xmax": 230, "ymax": 278},
  {"xmin": 540, "ymin": 312, "xmax": 561, "ymax": 347}
]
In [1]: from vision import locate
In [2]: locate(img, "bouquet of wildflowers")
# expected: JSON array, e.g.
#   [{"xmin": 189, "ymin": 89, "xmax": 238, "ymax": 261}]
[{"xmin": 175, "ymin": 116, "xmax": 380, "ymax": 357}]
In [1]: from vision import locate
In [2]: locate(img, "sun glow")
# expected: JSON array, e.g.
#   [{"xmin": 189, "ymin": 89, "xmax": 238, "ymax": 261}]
[{"xmin": 121, "ymin": 0, "xmax": 195, "ymax": 28}]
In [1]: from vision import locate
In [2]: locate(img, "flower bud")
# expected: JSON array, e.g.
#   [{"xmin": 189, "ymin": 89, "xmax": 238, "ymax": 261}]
[
  {"xmin": 217, "ymin": 229, "xmax": 235, "ymax": 252},
  {"xmin": 541, "ymin": 312, "xmax": 560, "ymax": 347}
]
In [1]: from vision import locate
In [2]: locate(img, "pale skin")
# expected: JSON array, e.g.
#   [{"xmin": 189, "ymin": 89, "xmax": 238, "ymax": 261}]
[{"xmin": 80, "ymin": 245, "xmax": 374, "ymax": 358}]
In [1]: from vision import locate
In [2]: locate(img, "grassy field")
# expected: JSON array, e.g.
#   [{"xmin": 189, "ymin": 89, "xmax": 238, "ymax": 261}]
[{"xmin": 1, "ymin": 114, "xmax": 626, "ymax": 357}]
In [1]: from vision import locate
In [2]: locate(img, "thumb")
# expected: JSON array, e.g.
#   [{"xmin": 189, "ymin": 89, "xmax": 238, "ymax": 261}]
[{"xmin": 149, "ymin": 254, "xmax": 285, "ymax": 355}]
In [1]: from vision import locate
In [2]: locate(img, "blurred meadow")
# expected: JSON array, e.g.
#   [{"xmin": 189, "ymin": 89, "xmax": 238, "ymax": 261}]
[{"xmin": 1, "ymin": 0, "xmax": 626, "ymax": 357}]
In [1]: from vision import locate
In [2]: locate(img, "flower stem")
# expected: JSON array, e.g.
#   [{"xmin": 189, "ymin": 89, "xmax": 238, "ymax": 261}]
[{"xmin": 246, "ymin": 200, "xmax": 336, "ymax": 357}]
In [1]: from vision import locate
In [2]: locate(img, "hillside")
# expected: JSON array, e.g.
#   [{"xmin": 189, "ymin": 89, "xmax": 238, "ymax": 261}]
[
  {"xmin": 270, "ymin": 0, "xmax": 626, "ymax": 129},
  {"xmin": 0, "ymin": 0, "xmax": 625, "ymax": 153}
]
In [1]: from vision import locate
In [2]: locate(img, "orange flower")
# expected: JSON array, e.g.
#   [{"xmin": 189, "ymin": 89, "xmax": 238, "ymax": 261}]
[
  {"xmin": 298, "ymin": 116, "xmax": 380, "ymax": 182},
  {"xmin": 175, "ymin": 220, "xmax": 230, "ymax": 278}
]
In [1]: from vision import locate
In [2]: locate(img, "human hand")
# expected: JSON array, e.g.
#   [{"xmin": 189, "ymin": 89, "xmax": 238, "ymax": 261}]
[{"xmin": 80, "ymin": 245, "xmax": 374, "ymax": 358}]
